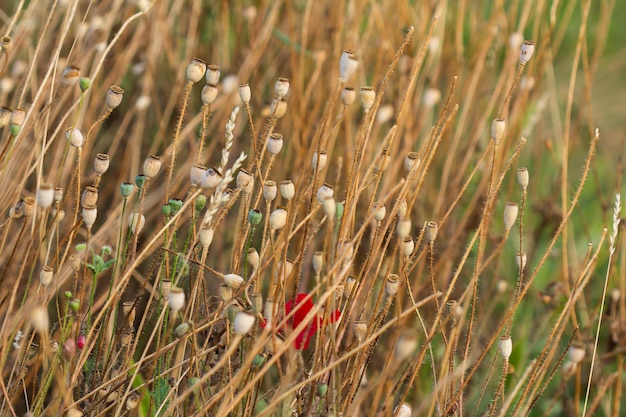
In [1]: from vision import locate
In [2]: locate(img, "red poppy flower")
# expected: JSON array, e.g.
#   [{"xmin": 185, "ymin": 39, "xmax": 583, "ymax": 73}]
[{"xmin": 261, "ymin": 293, "xmax": 341, "ymax": 350}]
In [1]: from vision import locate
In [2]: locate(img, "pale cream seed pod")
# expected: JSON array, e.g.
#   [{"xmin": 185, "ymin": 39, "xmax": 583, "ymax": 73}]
[
  {"xmin": 372, "ymin": 202, "xmax": 386, "ymax": 222},
  {"xmin": 376, "ymin": 104, "xmax": 394, "ymax": 124},
  {"xmin": 503, "ymin": 202, "xmax": 519, "ymax": 232},
  {"xmin": 161, "ymin": 280, "xmax": 172, "ymax": 299},
  {"xmin": 66, "ymin": 127, "xmax": 84, "ymax": 147},
  {"xmin": 1, "ymin": 36, "xmax": 13, "ymax": 54},
  {"xmin": 106, "ymin": 85, "xmax": 124, "ymax": 110},
  {"xmin": 31, "ymin": 307, "xmax": 50, "ymax": 334},
  {"xmin": 426, "ymin": 221, "xmax": 439, "ymax": 243},
  {"xmin": 168, "ymin": 287, "xmax": 185, "ymax": 311},
  {"xmin": 81, "ymin": 186, "xmax": 99, "ymax": 207},
  {"xmin": 397, "ymin": 199, "xmax": 408, "ymax": 218},
  {"xmin": 202, "ymin": 167, "xmax": 223, "ymax": 189},
  {"xmin": 322, "ymin": 197, "xmax": 336, "ymax": 219},
  {"xmin": 275, "ymin": 260, "xmax": 293, "ymax": 284},
  {"xmin": 37, "ymin": 183, "xmax": 55, "ymax": 208},
  {"xmin": 220, "ymin": 284, "xmax": 233, "ymax": 302},
  {"xmin": 263, "ymin": 180, "xmax": 277, "ymax": 201},
  {"xmin": 61, "ymin": 65, "xmax": 80, "ymax": 86},
  {"xmin": 128, "ymin": 213, "xmax": 146, "ymax": 234},
  {"xmin": 236, "ymin": 169, "xmax": 254, "ymax": 194},
  {"xmin": 384, "ymin": 274, "xmax": 400, "ymax": 296},
  {"xmin": 143, "ymin": 155, "xmax": 162, "ymax": 178},
  {"xmin": 234, "ymin": 311, "xmax": 256, "ymax": 335},
  {"xmin": 359, "ymin": 86, "xmax": 376, "ymax": 111},
  {"xmin": 201, "ymin": 83, "xmax": 219, "ymax": 105},
  {"xmin": 239, "ymin": 83, "xmax": 251, "ymax": 104},
  {"xmin": 22, "ymin": 197, "xmax": 35, "ymax": 218},
  {"xmin": 312, "ymin": 251, "xmax": 324, "ymax": 274},
  {"xmin": 274, "ymin": 77, "xmax": 290, "ymax": 98},
  {"xmin": 516, "ymin": 251, "xmax": 527, "ymax": 270},
  {"xmin": 66, "ymin": 407, "xmax": 84, "ymax": 417},
  {"xmin": 222, "ymin": 74, "xmax": 239, "ymax": 94},
  {"xmin": 206, "ymin": 64, "xmax": 221, "ymax": 85},
  {"xmin": 317, "ymin": 183, "xmax": 334, "ymax": 203},
  {"xmin": 312, "ymin": 151, "xmax": 328, "ymax": 170},
  {"xmin": 562, "ymin": 360, "xmax": 577, "ymax": 379},
  {"xmin": 498, "ymin": 336, "xmax": 513, "ymax": 360},
  {"xmin": 186, "ymin": 58, "xmax": 207, "ymax": 83},
  {"xmin": 394, "ymin": 334, "xmax": 417, "ymax": 361},
  {"xmin": 401, "ymin": 236, "xmax": 414, "ymax": 257},
  {"xmin": 491, "ymin": 118, "xmax": 506, "ymax": 142},
  {"xmin": 267, "ymin": 133, "xmax": 283, "ymax": 155},
  {"xmin": 280, "ymin": 180, "xmax": 295, "ymax": 200},
  {"xmin": 270, "ymin": 98, "xmax": 287, "ymax": 118},
  {"xmin": 270, "ymin": 207, "xmax": 287, "ymax": 230},
  {"xmin": 509, "ymin": 32, "xmax": 524, "ymax": 50},
  {"xmin": 339, "ymin": 49, "xmax": 358, "ymax": 82},
  {"xmin": 404, "ymin": 152, "xmax": 420, "ymax": 173},
  {"xmin": 190, "ymin": 165, "xmax": 206, "ymax": 186},
  {"xmin": 422, "ymin": 87, "xmax": 441, "ymax": 107},
  {"xmin": 568, "ymin": 343, "xmax": 585, "ymax": 364},
  {"xmin": 396, "ymin": 217, "xmax": 411, "ymax": 238},
  {"xmin": 126, "ymin": 392, "xmax": 140, "ymax": 410},
  {"xmin": 94, "ymin": 153, "xmax": 110, "ymax": 175},
  {"xmin": 247, "ymin": 247, "xmax": 260, "ymax": 270},
  {"xmin": 497, "ymin": 279, "xmax": 508, "ymax": 294},
  {"xmin": 341, "ymin": 86, "xmax": 356, "ymax": 105},
  {"xmin": 82, "ymin": 205, "xmax": 97, "ymax": 228},
  {"xmin": 354, "ymin": 321, "xmax": 367, "ymax": 342},
  {"xmin": 394, "ymin": 403, "xmax": 412, "ymax": 417},
  {"xmin": 224, "ymin": 273, "xmax": 244, "ymax": 289},
  {"xmin": 54, "ymin": 187, "xmax": 63, "ymax": 203},
  {"xmin": 199, "ymin": 226, "xmax": 214, "ymax": 249},
  {"xmin": 40, "ymin": 266, "xmax": 54, "ymax": 287},
  {"xmin": 520, "ymin": 40, "xmax": 535, "ymax": 64},
  {"xmin": 517, "ymin": 167, "xmax": 529, "ymax": 189},
  {"xmin": 10, "ymin": 108, "xmax": 26, "ymax": 127}
]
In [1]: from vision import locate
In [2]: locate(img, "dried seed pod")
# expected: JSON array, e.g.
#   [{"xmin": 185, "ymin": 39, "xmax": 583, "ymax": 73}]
[
  {"xmin": 384, "ymin": 274, "xmax": 400, "ymax": 296},
  {"xmin": 206, "ymin": 65, "xmax": 221, "ymax": 85},
  {"xmin": 498, "ymin": 336, "xmax": 512, "ymax": 360},
  {"xmin": 94, "ymin": 153, "xmax": 110, "ymax": 175},
  {"xmin": 233, "ymin": 311, "xmax": 255, "ymax": 335},
  {"xmin": 143, "ymin": 155, "xmax": 162, "ymax": 178},
  {"xmin": 339, "ymin": 50, "xmax": 358, "ymax": 82},
  {"xmin": 37, "ymin": 183, "xmax": 55, "ymax": 208},
  {"xmin": 267, "ymin": 133, "xmax": 283, "ymax": 155},
  {"xmin": 503, "ymin": 202, "xmax": 519, "ymax": 232},
  {"xmin": 239, "ymin": 83, "xmax": 251, "ymax": 104},
  {"xmin": 270, "ymin": 207, "xmax": 287, "ymax": 230},
  {"xmin": 66, "ymin": 127, "xmax": 84, "ymax": 147},
  {"xmin": 519, "ymin": 40, "xmax": 535, "ymax": 64},
  {"xmin": 168, "ymin": 288, "xmax": 185, "ymax": 311},
  {"xmin": 517, "ymin": 167, "xmax": 529, "ymax": 189},
  {"xmin": 82, "ymin": 205, "xmax": 97, "ymax": 228},
  {"xmin": 274, "ymin": 77, "xmax": 290, "ymax": 98},
  {"xmin": 201, "ymin": 83, "xmax": 219, "ymax": 105},
  {"xmin": 263, "ymin": 180, "xmax": 277, "ymax": 201},
  {"xmin": 341, "ymin": 86, "xmax": 356, "ymax": 105},
  {"xmin": 224, "ymin": 273, "xmax": 244, "ymax": 289},
  {"xmin": 186, "ymin": 58, "xmax": 207, "ymax": 83},
  {"xmin": 426, "ymin": 221, "xmax": 439, "ymax": 243},
  {"xmin": 190, "ymin": 165, "xmax": 206, "ymax": 186},
  {"xmin": 106, "ymin": 85, "xmax": 124, "ymax": 110},
  {"xmin": 491, "ymin": 118, "xmax": 506, "ymax": 142},
  {"xmin": 396, "ymin": 218, "xmax": 411, "ymax": 238},
  {"xmin": 202, "ymin": 167, "xmax": 223, "ymax": 189},
  {"xmin": 359, "ymin": 86, "xmax": 376, "ymax": 111}
]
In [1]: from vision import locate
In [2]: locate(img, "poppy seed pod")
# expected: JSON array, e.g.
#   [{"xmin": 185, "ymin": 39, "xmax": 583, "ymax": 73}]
[
  {"xmin": 422, "ymin": 87, "xmax": 441, "ymax": 107},
  {"xmin": 186, "ymin": 58, "xmax": 206, "ymax": 83},
  {"xmin": 426, "ymin": 221, "xmax": 439, "ymax": 243},
  {"xmin": 359, "ymin": 86, "xmax": 376, "ymax": 111},
  {"xmin": 168, "ymin": 287, "xmax": 185, "ymax": 311},
  {"xmin": 247, "ymin": 247, "xmax": 260, "ymax": 269},
  {"xmin": 263, "ymin": 180, "xmax": 277, "ymax": 201},
  {"xmin": 519, "ymin": 40, "xmax": 535, "ymax": 64},
  {"xmin": 199, "ymin": 226, "xmax": 214, "ymax": 248},
  {"xmin": 206, "ymin": 64, "xmax": 221, "ymax": 85},
  {"xmin": 61, "ymin": 65, "xmax": 80, "ymax": 86},
  {"xmin": 128, "ymin": 213, "xmax": 146, "ymax": 234},
  {"xmin": 312, "ymin": 251, "xmax": 324, "ymax": 274},
  {"xmin": 143, "ymin": 155, "xmax": 161, "ymax": 178},
  {"xmin": 503, "ymin": 202, "xmax": 519, "ymax": 232},
  {"xmin": 568, "ymin": 343, "xmax": 585, "ymax": 364},
  {"xmin": 397, "ymin": 199, "xmax": 408, "ymax": 218},
  {"xmin": 201, "ymin": 83, "xmax": 219, "ymax": 105},
  {"xmin": 82, "ymin": 205, "xmax": 97, "ymax": 228},
  {"xmin": 270, "ymin": 207, "xmax": 287, "ymax": 230},
  {"xmin": 234, "ymin": 311, "xmax": 256, "ymax": 335},
  {"xmin": 31, "ymin": 307, "xmax": 50, "ymax": 334},
  {"xmin": 10, "ymin": 108, "xmax": 26, "ymax": 126},
  {"xmin": 37, "ymin": 183, "xmax": 55, "ymax": 208},
  {"xmin": 376, "ymin": 104, "xmax": 394, "ymax": 124},
  {"xmin": 66, "ymin": 127, "xmax": 84, "ymax": 147},
  {"xmin": 384, "ymin": 274, "xmax": 401, "ymax": 296},
  {"xmin": 275, "ymin": 260, "xmax": 294, "ymax": 284},
  {"xmin": 372, "ymin": 202, "xmax": 386, "ymax": 222},
  {"xmin": 270, "ymin": 98, "xmax": 287, "ymax": 118},
  {"xmin": 106, "ymin": 85, "xmax": 124, "ymax": 110},
  {"xmin": 517, "ymin": 167, "xmax": 529, "ymax": 189},
  {"xmin": 341, "ymin": 86, "xmax": 356, "ymax": 105},
  {"xmin": 40, "ymin": 265, "xmax": 54, "ymax": 287},
  {"xmin": 354, "ymin": 321, "xmax": 367, "ymax": 342},
  {"xmin": 81, "ymin": 186, "xmax": 99, "ymax": 207},
  {"xmin": 202, "ymin": 167, "xmax": 223, "ymax": 189},
  {"xmin": 274, "ymin": 77, "xmax": 290, "ymax": 98},
  {"xmin": 498, "ymin": 336, "xmax": 513, "ymax": 360},
  {"xmin": 239, "ymin": 83, "xmax": 251, "ymax": 104},
  {"xmin": 491, "ymin": 118, "xmax": 506, "ymax": 142},
  {"xmin": 312, "ymin": 151, "xmax": 328, "ymax": 170},
  {"xmin": 280, "ymin": 180, "xmax": 295, "ymax": 200},
  {"xmin": 396, "ymin": 218, "xmax": 411, "ymax": 238},
  {"xmin": 236, "ymin": 169, "xmax": 254, "ymax": 193},
  {"xmin": 220, "ymin": 284, "xmax": 233, "ymax": 302},
  {"xmin": 401, "ymin": 236, "xmax": 414, "ymax": 257},
  {"xmin": 322, "ymin": 197, "xmax": 336, "ymax": 219},
  {"xmin": 267, "ymin": 133, "xmax": 283, "ymax": 155},
  {"xmin": 224, "ymin": 273, "xmax": 244, "ymax": 289},
  {"xmin": 516, "ymin": 251, "xmax": 527, "ymax": 270},
  {"xmin": 394, "ymin": 403, "xmax": 412, "ymax": 417},
  {"xmin": 1, "ymin": 36, "xmax": 13, "ymax": 54},
  {"xmin": 317, "ymin": 183, "xmax": 334, "ymax": 203},
  {"xmin": 189, "ymin": 165, "xmax": 206, "ymax": 186},
  {"xmin": 394, "ymin": 334, "xmax": 417, "ymax": 361},
  {"xmin": 404, "ymin": 152, "xmax": 420, "ymax": 173},
  {"xmin": 94, "ymin": 153, "xmax": 110, "ymax": 175},
  {"xmin": 339, "ymin": 49, "xmax": 358, "ymax": 82}
]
